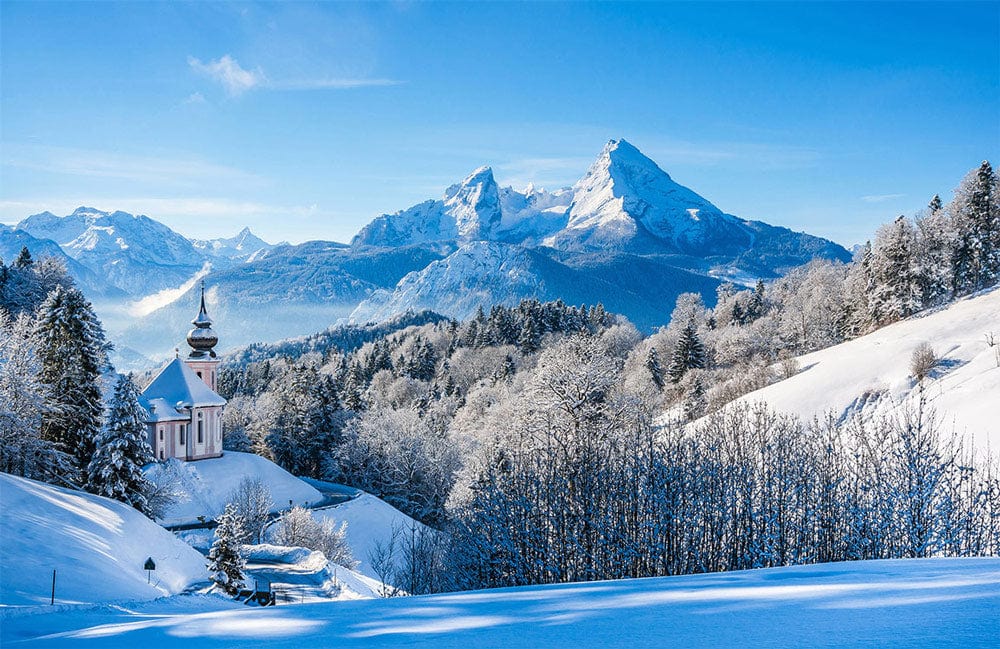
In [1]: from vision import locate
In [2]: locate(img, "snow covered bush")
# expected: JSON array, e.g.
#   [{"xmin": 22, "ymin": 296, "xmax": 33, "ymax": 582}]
[
  {"xmin": 269, "ymin": 506, "xmax": 356, "ymax": 569},
  {"xmin": 228, "ymin": 477, "xmax": 274, "ymax": 544}
]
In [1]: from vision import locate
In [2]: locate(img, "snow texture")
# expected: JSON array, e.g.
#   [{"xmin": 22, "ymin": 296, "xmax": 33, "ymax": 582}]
[
  {"xmin": 145, "ymin": 451, "xmax": 322, "ymax": 526},
  {"xmin": 735, "ymin": 287, "xmax": 1000, "ymax": 451},
  {"xmin": 0, "ymin": 473, "xmax": 206, "ymax": 606},
  {"xmin": 4, "ymin": 558, "xmax": 998, "ymax": 647}
]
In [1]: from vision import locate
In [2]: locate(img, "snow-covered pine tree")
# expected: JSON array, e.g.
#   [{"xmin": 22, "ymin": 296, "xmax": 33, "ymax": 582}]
[
  {"xmin": 208, "ymin": 503, "xmax": 246, "ymax": 595},
  {"xmin": 518, "ymin": 317, "xmax": 540, "ymax": 355},
  {"xmin": 13, "ymin": 246, "xmax": 33, "ymax": 269},
  {"xmin": 914, "ymin": 196, "xmax": 955, "ymax": 307},
  {"xmin": 868, "ymin": 216, "xmax": 921, "ymax": 326},
  {"xmin": 86, "ymin": 373, "xmax": 154, "ymax": 514},
  {"xmin": 950, "ymin": 160, "xmax": 1000, "ymax": 293},
  {"xmin": 645, "ymin": 347, "xmax": 664, "ymax": 390},
  {"xmin": 35, "ymin": 285, "xmax": 108, "ymax": 483},
  {"xmin": 667, "ymin": 321, "xmax": 706, "ymax": 383}
]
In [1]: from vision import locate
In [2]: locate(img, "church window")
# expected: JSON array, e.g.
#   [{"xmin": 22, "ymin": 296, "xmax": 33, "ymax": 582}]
[
  {"xmin": 179, "ymin": 424, "xmax": 185, "ymax": 446},
  {"xmin": 197, "ymin": 412, "xmax": 204, "ymax": 444}
]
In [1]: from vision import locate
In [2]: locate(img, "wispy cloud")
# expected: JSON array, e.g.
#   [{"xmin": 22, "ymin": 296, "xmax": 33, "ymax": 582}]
[
  {"xmin": 188, "ymin": 54, "xmax": 400, "ymax": 96},
  {"xmin": 271, "ymin": 78, "xmax": 402, "ymax": 90},
  {"xmin": 861, "ymin": 193, "xmax": 905, "ymax": 203},
  {"xmin": 188, "ymin": 55, "xmax": 264, "ymax": 96},
  {"xmin": 2, "ymin": 145, "xmax": 263, "ymax": 188}
]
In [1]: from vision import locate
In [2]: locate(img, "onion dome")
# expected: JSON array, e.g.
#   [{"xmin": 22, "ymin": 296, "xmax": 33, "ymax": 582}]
[{"xmin": 187, "ymin": 281, "xmax": 218, "ymax": 358}]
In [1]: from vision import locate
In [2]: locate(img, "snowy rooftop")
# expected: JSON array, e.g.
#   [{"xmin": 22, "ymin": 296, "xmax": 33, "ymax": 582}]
[{"xmin": 139, "ymin": 358, "xmax": 226, "ymax": 421}]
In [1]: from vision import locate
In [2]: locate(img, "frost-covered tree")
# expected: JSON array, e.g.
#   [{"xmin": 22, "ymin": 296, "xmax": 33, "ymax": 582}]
[
  {"xmin": 35, "ymin": 286, "xmax": 108, "ymax": 482},
  {"xmin": 0, "ymin": 311, "xmax": 69, "ymax": 480},
  {"xmin": 869, "ymin": 216, "xmax": 921, "ymax": 326},
  {"xmin": 228, "ymin": 477, "xmax": 274, "ymax": 544},
  {"xmin": 86, "ymin": 373, "xmax": 154, "ymax": 514},
  {"xmin": 950, "ymin": 160, "xmax": 1000, "ymax": 292},
  {"xmin": 667, "ymin": 321, "xmax": 706, "ymax": 383},
  {"xmin": 269, "ymin": 506, "xmax": 357, "ymax": 568},
  {"xmin": 208, "ymin": 503, "xmax": 246, "ymax": 595}
]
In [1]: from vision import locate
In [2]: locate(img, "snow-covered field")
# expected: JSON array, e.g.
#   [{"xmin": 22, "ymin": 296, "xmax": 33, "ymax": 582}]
[
  {"xmin": 0, "ymin": 474, "xmax": 206, "ymax": 607},
  {"xmin": 4, "ymin": 558, "xmax": 998, "ymax": 648},
  {"xmin": 146, "ymin": 451, "xmax": 323, "ymax": 526},
  {"xmin": 737, "ymin": 287, "xmax": 1000, "ymax": 451}
]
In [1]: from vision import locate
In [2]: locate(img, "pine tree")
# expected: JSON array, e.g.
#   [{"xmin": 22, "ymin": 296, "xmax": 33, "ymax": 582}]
[
  {"xmin": 87, "ymin": 374, "xmax": 154, "ymax": 514},
  {"xmin": 667, "ymin": 321, "xmax": 706, "ymax": 383},
  {"xmin": 746, "ymin": 279, "xmax": 766, "ymax": 321},
  {"xmin": 518, "ymin": 317, "xmax": 540, "ymax": 355},
  {"xmin": 208, "ymin": 503, "xmax": 246, "ymax": 596},
  {"xmin": 35, "ymin": 286, "xmax": 108, "ymax": 482},
  {"xmin": 13, "ymin": 246, "xmax": 33, "ymax": 269},
  {"xmin": 645, "ymin": 347, "xmax": 664, "ymax": 390},
  {"xmin": 869, "ymin": 216, "xmax": 920, "ymax": 326},
  {"xmin": 951, "ymin": 160, "xmax": 999, "ymax": 293}
]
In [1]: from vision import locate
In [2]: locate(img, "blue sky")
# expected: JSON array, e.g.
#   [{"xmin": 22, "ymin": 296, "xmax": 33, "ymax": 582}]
[{"xmin": 1, "ymin": 1, "xmax": 997, "ymax": 246}]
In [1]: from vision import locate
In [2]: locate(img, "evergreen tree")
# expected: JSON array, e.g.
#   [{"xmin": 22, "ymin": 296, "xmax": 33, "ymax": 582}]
[
  {"xmin": 207, "ymin": 503, "xmax": 246, "ymax": 596},
  {"xmin": 518, "ymin": 317, "xmax": 540, "ymax": 355},
  {"xmin": 645, "ymin": 347, "xmax": 664, "ymax": 390},
  {"xmin": 667, "ymin": 321, "xmax": 706, "ymax": 383},
  {"xmin": 869, "ymin": 216, "xmax": 920, "ymax": 326},
  {"xmin": 951, "ymin": 161, "xmax": 999, "ymax": 293},
  {"xmin": 746, "ymin": 279, "xmax": 766, "ymax": 321},
  {"xmin": 87, "ymin": 373, "xmax": 154, "ymax": 514},
  {"xmin": 35, "ymin": 286, "xmax": 108, "ymax": 482},
  {"xmin": 13, "ymin": 246, "xmax": 33, "ymax": 269}
]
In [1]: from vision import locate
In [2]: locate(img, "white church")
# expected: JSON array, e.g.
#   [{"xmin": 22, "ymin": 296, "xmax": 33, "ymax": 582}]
[{"xmin": 139, "ymin": 283, "xmax": 226, "ymax": 462}]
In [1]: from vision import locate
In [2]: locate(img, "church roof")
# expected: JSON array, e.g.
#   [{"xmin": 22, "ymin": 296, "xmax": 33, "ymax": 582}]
[{"xmin": 139, "ymin": 358, "xmax": 226, "ymax": 422}]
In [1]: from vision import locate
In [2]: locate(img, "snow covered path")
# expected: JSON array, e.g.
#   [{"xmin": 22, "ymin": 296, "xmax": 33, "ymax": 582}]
[{"xmin": 4, "ymin": 558, "xmax": 998, "ymax": 648}]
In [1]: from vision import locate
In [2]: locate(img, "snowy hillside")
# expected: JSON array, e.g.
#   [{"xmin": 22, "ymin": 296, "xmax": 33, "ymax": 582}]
[
  {"xmin": 146, "ymin": 452, "xmax": 323, "ymax": 526},
  {"xmin": 312, "ymin": 493, "xmax": 430, "ymax": 582},
  {"xmin": 4, "ymin": 558, "xmax": 997, "ymax": 647},
  {"xmin": 735, "ymin": 287, "xmax": 1000, "ymax": 451},
  {"xmin": 0, "ymin": 473, "xmax": 206, "ymax": 606}
]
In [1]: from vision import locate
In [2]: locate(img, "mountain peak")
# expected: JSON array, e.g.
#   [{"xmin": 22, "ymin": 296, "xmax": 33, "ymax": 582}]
[{"xmin": 444, "ymin": 165, "xmax": 501, "ymax": 241}]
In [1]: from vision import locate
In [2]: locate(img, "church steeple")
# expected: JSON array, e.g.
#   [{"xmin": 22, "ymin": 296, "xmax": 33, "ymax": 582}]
[{"xmin": 186, "ymin": 281, "xmax": 218, "ymax": 359}]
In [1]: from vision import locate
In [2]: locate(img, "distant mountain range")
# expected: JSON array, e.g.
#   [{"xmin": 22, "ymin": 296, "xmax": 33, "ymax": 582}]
[{"xmin": 3, "ymin": 139, "xmax": 850, "ymax": 365}]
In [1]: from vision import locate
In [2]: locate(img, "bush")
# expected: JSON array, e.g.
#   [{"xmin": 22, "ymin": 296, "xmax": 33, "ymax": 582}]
[{"xmin": 909, "ymin": 342, "xmax": 938, "ymax": 382}]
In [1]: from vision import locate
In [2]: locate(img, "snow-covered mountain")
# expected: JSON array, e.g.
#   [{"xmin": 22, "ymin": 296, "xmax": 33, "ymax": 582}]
[
  {"xmin": 352, "ymin": 140, "xmax": 848, "ymax": 275},
  {"xmin": 191, "ymin": 226, "xmax": 274, "ymax": 261},
  {"xmin": 348, "ymin": 140, "xmax": 849, "ymax": 328},
  {"xmin": 10, "ymin": 139, "xmax": 852, "ymax": 360},
  {"xmin": 352, "ymin": 166, "xmax": 571, "ymax": 247},
  {"xmin": 733, "ymin": 287, "xmax": 1000, "ymax": 452},
  {"xmin": 351, "ymin": 240, "xmax": 724, "ymax": 330},
  {"xmin": 17, "ymin": 207, "xmax": 206, "ymax": 296},
  {"xmin": 0, "ymin": 223, "xmax": 119, "ymax": 298}
]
